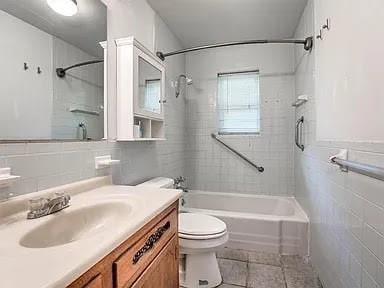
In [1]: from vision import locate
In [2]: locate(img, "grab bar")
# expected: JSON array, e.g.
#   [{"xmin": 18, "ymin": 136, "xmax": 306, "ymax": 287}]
[
  {"xmin": 295, "ymin": 116, "xmax": 304, "ymax": 151},
  {"xmin": 211, "ymin": 133, "xmax": 264, "ymax": 172},
  {"xmin": 330, "ymin": 156, "xmax": 384, "ymax": 182}
]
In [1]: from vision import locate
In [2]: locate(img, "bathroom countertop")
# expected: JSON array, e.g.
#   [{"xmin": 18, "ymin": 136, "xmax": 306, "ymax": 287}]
[{"xmin": 0, "ymin": 177, "xmax": 182, "ymax": 288}]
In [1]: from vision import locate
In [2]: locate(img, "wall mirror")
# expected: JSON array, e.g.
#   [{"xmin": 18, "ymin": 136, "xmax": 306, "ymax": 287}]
[{"xmin": 0, "ymin": 0, "xmax": 107, "ymax": 141}]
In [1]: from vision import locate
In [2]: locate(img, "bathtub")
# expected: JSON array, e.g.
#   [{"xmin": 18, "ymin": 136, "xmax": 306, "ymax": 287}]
[{"xmin": 181, "ymin": 191, "xmax": 309, "ymax": 256}]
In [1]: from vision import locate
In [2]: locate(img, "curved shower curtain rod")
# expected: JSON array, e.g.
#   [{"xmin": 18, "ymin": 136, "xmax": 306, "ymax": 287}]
[
  {"xmin": 56, "ymin": 60, "xmax": 103, "ymax": 78},
  {"xmin": 156, "ymin": 36, "xmax": 313, "ymax": 61}
]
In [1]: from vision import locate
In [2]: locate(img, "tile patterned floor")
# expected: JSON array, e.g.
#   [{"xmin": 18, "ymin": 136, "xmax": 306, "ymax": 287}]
[{"xmin": 215, "ymin": 247, "xmax": 320, "ymax": 288}]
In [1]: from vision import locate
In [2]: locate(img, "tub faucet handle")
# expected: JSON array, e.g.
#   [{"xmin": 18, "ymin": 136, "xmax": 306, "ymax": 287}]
[
  {"xmin": 174, "ymin": 176, "xmax": 188, "ymax": 192},
  {"xmin": 174, "ymin": 176, "xmax": 186, "ymax": 184}
]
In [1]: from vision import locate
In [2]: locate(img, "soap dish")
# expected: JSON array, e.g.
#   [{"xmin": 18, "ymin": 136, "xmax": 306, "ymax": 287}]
[
  {"xmin": 292, "ymin": 95, "xmax": 308, "ymax": 107},
  {"xmin": 95, "ymin": 155, "xmax": 121, "ymax": 169},
  {"xmin": 0, "ymin": 168, "xmax": 20, "ymax": 187}
]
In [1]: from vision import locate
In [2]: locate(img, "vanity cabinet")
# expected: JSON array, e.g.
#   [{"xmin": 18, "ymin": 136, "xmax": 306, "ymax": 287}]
[
  {"xmin": 115, "ymin": 37, "xmax": 166, "ymax": 141},
  {"xmin": 68, "ymin": 202, "xmax": 179, "ymax": 288}
]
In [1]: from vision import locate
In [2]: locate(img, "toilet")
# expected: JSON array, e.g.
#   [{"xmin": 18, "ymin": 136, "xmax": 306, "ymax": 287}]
[{"xmin": 137, "ymin": 177, "xmax": 228, "ymax": 288}]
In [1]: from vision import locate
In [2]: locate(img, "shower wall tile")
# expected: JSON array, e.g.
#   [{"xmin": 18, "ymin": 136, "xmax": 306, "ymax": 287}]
[
  {"xmin": 294, "ymin": 1, "xmax": 384, "ymax": 288},
  {"xmin": 185, "ymin": 45, "xmax": 296, "ymax": 196}
]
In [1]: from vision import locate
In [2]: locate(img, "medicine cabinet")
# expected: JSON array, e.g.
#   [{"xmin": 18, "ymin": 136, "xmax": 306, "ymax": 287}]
[{"xmin": 115, "ymin": 37, "xmax": 166, "ymax": 141}]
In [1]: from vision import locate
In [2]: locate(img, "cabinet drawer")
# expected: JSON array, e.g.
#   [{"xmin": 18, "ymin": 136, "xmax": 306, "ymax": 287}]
[
  {"xmin": 113, "ymin": 209, "xmax": 177, "ymax": 288},
  {"xmin": 131, "ymin": 236, "xmax": 178, "ymax": 288},
  {"xmin": 84, "ymin": 274, "xmax": 103, "ymax": 288}
]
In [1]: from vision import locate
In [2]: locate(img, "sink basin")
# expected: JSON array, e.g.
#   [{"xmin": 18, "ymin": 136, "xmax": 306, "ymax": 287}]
[{"xmin": 20, "ymin": 202, "xmax": 132, "ymax": 248}]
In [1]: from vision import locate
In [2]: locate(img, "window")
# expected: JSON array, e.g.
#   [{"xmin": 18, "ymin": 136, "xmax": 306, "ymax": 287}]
[{"xmin": 217, "ymin": 71, "xmax": 260, "ymax": 135}]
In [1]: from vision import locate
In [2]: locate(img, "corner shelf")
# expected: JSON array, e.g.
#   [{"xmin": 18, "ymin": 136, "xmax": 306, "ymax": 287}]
[
  {"xmin": 69, "ymin": 105, "xmax": 101, "ymax": 116},
  {"xmin": 292, "ymin": 95, "xmax": 308, "ymax": 108}
]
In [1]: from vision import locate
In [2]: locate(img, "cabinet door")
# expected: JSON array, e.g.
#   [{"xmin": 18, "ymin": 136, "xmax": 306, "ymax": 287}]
[
  {"xmin": 131, "ymin": 236, "xmax": 179, "ymax": 288},
  {"xmin": 133, "ymin": 48, "xmax": 165, "ymax": 120},
  {"xmin": 84, "ymin": 274, "xmax": 103, "ymax": 288}
]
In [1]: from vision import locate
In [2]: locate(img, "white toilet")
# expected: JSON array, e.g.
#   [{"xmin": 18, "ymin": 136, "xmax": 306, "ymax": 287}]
[{"xmin": 137, "ymin": 177, "xmax": 228, "ymax": 288}]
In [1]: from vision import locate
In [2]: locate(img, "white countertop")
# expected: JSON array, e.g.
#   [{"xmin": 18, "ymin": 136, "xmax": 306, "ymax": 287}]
[{"xmin": 0, "ymin": 177, "xmax": 182, "ymax": 288}]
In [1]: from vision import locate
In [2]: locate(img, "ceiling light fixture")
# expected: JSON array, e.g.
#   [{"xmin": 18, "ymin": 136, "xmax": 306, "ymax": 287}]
[{"xmin": 47, "ymin": 0, "xmax": 78, "ymax": 17}]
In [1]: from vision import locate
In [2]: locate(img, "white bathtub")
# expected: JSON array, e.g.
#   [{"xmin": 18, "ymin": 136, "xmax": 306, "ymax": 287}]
[{"xmin": 181, "ymin": 191, "xmax": 309, "ymax": 255}]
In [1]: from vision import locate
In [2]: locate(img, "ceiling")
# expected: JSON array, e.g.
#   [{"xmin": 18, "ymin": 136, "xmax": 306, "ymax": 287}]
[
  {"xmin": 147, "ymin": 0, "xmax": 308, "ymax": 48},
  {"xmin": 0, "ymin": 0, "xmax": 107, "ymax": 57}
]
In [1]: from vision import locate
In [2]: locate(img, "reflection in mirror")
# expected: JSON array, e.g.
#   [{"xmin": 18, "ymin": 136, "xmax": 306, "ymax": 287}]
[
  {"xmin": 138, "ymin": 57, "xmax": 162, "ymax": 114},
  {"xmin": 0, "ymin": 0, "xmax": 107, "ymax": 141}
]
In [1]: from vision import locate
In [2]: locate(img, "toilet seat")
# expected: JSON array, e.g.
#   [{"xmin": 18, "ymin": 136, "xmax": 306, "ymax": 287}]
[
  {"xmin": 179, "ymin": 213, "xmax": 227, "ymax": 240},
  {"xmin": 179, "ymin": 230, "xmax": 227, "ymax": 240}
]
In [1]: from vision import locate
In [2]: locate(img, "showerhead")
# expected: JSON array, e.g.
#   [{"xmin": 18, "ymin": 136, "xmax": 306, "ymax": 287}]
[
  {"xmin": 178, "ymin": 74, "xmax": 193, "ymax": 84},
  {"xmin": 176, "ymin": 74, "xmax": 193, "ymax": 98},
  {"xmin": 185, "ymin": 77, "xmax": 193, "ymax": 85}
]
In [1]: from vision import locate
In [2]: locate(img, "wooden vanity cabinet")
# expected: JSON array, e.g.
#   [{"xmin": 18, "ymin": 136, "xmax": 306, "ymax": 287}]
[{"xmin": 68, "ymin": 202, "xmax": 179, "ymax": 288}]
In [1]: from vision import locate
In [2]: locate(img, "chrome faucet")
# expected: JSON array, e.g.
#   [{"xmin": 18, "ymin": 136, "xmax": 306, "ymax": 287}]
[
  {"xmin": 174, "ymin": 176, "xmax": 188, "ymax": 193},
  {"xmin": 27, "ymin": 193, "xmax": 70, "ymax": 219}
]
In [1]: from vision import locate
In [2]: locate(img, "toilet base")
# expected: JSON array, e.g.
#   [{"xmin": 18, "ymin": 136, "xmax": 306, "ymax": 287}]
[{"xmin": 180, "ymin": 252, "xmax": 222, "ymax": 288}]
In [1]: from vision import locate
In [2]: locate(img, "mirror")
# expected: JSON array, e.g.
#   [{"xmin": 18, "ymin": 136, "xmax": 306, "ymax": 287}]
[
  {"xmin": 138, "ymin": 57, "xmax": 162, "ymax": 114},
  {"xmin": 0, "ymin": 0, "xmax": 107, "ymax": 141}
]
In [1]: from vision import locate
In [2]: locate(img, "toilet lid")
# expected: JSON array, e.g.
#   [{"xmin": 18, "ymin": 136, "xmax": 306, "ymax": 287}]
[{"xmin": 179, "ymin": 213, "xmax": 227, "ymax": 236}]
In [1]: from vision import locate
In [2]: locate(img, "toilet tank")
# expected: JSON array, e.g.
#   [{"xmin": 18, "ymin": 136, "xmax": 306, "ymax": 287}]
[{"xmin": 136, "ymin": 177, "xmax": 174, "ymax": 189}]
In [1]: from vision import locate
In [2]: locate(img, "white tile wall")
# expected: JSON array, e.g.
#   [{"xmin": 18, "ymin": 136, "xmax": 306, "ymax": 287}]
[
  {"xmin": 185, "ymin": 45, "xmax": 296, "ymax": 196},
  {"xmin": 0, "ymin": 141, "xmax": 115, "ymax": 200},
  {"xmin": 294, "ymin": 1, "xmax": 384, "ymax": 288}
]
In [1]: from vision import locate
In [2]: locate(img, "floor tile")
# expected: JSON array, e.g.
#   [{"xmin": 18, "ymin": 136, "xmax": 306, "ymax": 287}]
[
  {"xmin": 281, "ymin": 255, "xmax": 308, "ymax": 269},
  {"xmin": 248, "ymin": 251, "xmax": 281, "ymax": 267},
  {"xmin": 284, "ymin": 267, "xmax": 319, "ymax": 288},
  {"xmin": 218, "ymin": 258, "xmax": 247, "ymax": 287},
  {"xmin": 217, "ymin": 247, "xmax": 249, "ymax": 262},
  {"xmin": 182, "ymin": 248, "xmax": 319, "ymax": 288},
  {"xmin": 247, "ymin": 263, "xmax": 285, "ymax": 288}
]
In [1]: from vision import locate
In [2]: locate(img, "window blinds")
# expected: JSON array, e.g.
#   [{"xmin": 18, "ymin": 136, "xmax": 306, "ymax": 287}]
[{"xmin": 217, "ymin": 71, "xmax": 260, "ymax": 134}]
